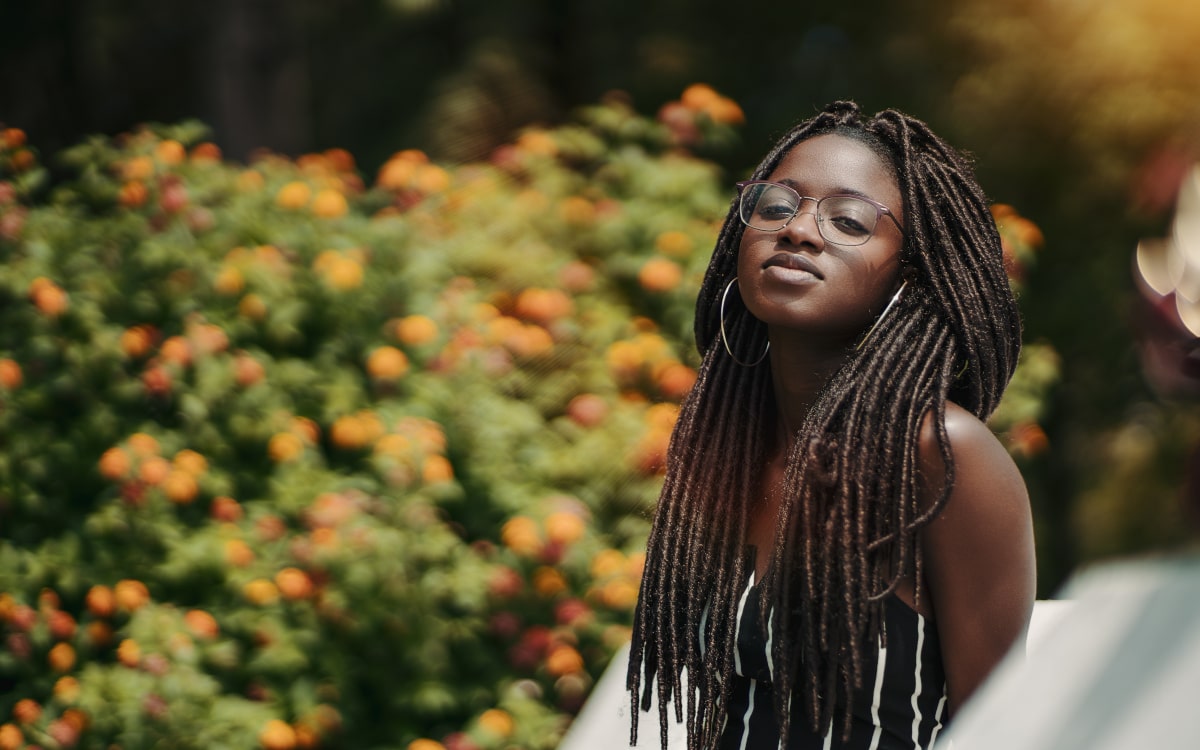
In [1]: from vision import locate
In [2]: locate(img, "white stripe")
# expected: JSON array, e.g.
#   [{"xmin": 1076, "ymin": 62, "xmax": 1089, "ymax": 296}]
[
  {"xmin": 928, "ymin": 684, "xmax": 948, "ymax": 748},
  {"xmin": 867, "ymin": 636, "xmax": 888, "ymax": 750},
  {"xmin": 765, "ymin": 605, "xmax": 775, "ymax": 682},
  {"xmin": 821, "ymin": 722, "xmax": 834, "ymax": 750},
  {"xmin": 737, "ymin": 679, "xmax": 757, "ymax": 750},
  {"xmin": 732, "ymin": 570, "xmax": 755, "ymax": 675},
  {"xmin": 785, "ymin": 694, "xmax": 794, "ymax": 750},
  {"xmin": 911, "ymin": 612, "xmax": 926, "ymax": 747},
  {"xmin": 699, "ymin": 600, "xmax": 710, "ymax": 658}
]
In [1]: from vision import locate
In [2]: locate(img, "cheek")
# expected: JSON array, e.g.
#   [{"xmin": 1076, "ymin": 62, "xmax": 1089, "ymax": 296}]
[{"xmin": 848, "ymin": 243, "xmax": 902, "ymax": 293}]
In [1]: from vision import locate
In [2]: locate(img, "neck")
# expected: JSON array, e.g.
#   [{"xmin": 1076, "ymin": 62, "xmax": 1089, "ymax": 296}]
[{"xmin": 765, "ymin": 328, "xmax": 849, "ymax": 454}]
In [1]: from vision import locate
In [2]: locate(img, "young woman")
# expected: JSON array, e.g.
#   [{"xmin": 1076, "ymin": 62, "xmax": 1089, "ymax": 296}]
[{"xmin": 627, "ymin": 101, "xmax": 1036, "ymax": 750}]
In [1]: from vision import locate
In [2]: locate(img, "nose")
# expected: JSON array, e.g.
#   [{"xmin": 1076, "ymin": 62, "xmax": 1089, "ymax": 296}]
[{"xmin": 778, "ymin": 198, "xmax": 824, "ymax": 249}]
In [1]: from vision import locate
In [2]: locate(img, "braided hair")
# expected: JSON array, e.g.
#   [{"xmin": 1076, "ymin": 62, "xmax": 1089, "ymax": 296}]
[{"xmin": 627, "ymin": 101, "xmax": 1021, "ymax": 749}]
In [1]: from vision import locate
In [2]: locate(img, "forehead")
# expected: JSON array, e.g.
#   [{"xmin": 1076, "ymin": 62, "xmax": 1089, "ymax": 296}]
[{"xmin": 767, "ymin": 134, "xmax": 901, "ymax": 208}]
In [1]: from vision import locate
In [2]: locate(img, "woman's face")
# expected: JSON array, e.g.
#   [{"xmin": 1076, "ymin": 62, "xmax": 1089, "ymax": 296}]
[{"xmin": 736, "ymin": 133, "xmax": 906, "ymax": 349}]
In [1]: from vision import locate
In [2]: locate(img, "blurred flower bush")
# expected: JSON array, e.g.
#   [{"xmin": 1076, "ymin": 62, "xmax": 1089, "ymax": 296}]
[{"xmin": 0, "ymin": 87, "xmax": 1054, "ymax": 750}]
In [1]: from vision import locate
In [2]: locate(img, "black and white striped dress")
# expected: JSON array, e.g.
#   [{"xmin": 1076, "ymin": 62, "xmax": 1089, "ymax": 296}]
[{"xmin": 706, "ymin": 567, "xmax": 948, "ymax": 750}]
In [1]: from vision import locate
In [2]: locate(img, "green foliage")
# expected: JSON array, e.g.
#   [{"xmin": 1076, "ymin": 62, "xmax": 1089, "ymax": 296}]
[{"xmin": 0, "ymin": 92, "xmax": 1057, "ymax": 750}]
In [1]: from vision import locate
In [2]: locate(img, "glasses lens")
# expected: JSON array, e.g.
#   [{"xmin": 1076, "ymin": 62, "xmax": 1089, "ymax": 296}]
[
  {"xmin": 818, "ymin": 196, "xmax": 879, "ymax": 246},
  {"xmin": 741, "ymin": 183, "xmax": 799, "ymax": 231}
]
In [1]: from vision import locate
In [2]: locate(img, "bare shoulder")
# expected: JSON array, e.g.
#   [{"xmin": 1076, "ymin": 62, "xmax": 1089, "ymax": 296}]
[
  {"xmin": 917, "ymin": 401, "xmax": 1036, "ymax": 715},
  {"xmin": 918, "ymin": 402, "xmax": 1030, "ymax": 515}
]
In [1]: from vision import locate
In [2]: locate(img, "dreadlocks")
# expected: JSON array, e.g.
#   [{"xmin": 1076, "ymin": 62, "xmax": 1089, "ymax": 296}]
[{"xmin": 627, "ymin": 101, "xmax": 1021, "ymax": 750}]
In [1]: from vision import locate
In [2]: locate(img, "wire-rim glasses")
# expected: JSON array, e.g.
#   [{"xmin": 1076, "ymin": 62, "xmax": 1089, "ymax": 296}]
[{"xmin": 735, "ymin": 180, "xmax": 903, "ymax": 247}]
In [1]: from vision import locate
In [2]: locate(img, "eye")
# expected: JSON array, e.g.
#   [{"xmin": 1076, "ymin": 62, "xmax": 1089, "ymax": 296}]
[
  {"xmin": 822, "ymin": 198, "xmax": 876, "ymax": 237},
  {"xmin": 757, "ymin": 199, "xmax": 796, "ymax": 219},
  {"xmin": 754, "ymin": 187, "xmax": 798, "ymax": 218}
]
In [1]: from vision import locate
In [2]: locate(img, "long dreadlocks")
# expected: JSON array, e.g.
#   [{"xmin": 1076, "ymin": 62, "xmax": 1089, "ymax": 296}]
[{"xmin": 627, "ymin": 101, "xmax": 1022, "ymax": 750}]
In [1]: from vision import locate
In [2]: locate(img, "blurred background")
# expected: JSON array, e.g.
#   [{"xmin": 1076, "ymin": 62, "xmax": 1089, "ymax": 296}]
[{"xmin": 1, "ymin": 1, "xmax": 1198, "ymax": 749}]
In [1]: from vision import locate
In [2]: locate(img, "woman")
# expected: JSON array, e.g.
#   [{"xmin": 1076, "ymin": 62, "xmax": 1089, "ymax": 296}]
[{"xmin": 627, "ymin": 101, "xmax": 1036, "ymax": 750}]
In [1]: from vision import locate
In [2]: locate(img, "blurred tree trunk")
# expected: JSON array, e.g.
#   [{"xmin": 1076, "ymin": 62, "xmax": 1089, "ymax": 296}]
[{"xmin": 208, "ymin": 0, "xmax": 312, "ymax": 160}]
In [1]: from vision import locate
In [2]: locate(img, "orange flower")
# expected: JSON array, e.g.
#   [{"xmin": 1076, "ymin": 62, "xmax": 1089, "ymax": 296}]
[
  {"xmin": 0, "ymin": 723, "xmax": 20, "ymax": 750},
  {"xmin": 605, "ymin": 340, "xmax": 643, "ymax": 382},
  {"xmin": 599, "ymin": 578, "xmax": 639, "ymax": 610},
  {"xmin": 29, "ymin": 277, "xmax": 69, "ymax": 317},
  {"xmin": 183, "ymin": 609, "xmax": 219, "ymax": 640},
  {"xmin": 546, "ymin": 644, "xmax": 585, "ymax": 676},
  {"xmin": 544, "ymin": 511, "xmax": 586, "ymax": 546},
  {"xmin": 477, "ymin": 708, "xmax": 514, "ymax": 738},
  {"xmin": 98, "ymin": 447, "xmax": 131, "ymax": 481},
  {"xmin": 172, "ymin": 449, "xmax": 208, "ymax": 475},
  {"xmin": 210, "ymin": 495, "xmax": 243, "ymax": 522},
  {"xmin": 394, "ymin": 314, "xmax": 438, "ymax": 346},
  {"xmin": 159, "ymin": 335, "xmax": 192, "ymax": 366},
  {"xmin": 243, "ymin": 578, "xmax": 280, "ymax": 606},
  {"xmin": 48, "ymin": 642, "xmax": 76, "ymax": 672},
  {"xmin": 0, "ymin": 359, "xmax": 22, "ymax": 391},
  {"xmin": 86, "ymin": 621, "xmax": 114, "ymax": 647},
  {"xmin": 654, "ymin": 230, "xmax": 694, "ymax": 257},
  {"xmin": 590, "ymin": 549, "xmax": 626, "ymax": 579},
  {"xmin": 681, "ymin": 83, "xmax": 720, "ymax": 111},
  {"xmin": 268, "ymin": 432, "xmax": 305, "ymax": 463},
  {"xmin": 120, "ymin": 325, "xmax": 157, "ymax": 358},
  {"xmin": 311, "ymin": 188, "xmax": 348, "ymax": 218},
  {"xmin": 259, "ymin": 719, "xmax": 297, "ymax": 750},
  {"xmin": 656, "ymin": 362, "xmax": 698, "ymax": 400},
  {"xmin": 122, "ymin": 155, "xmax": 155, "ymax": 181},
  {"xmin": 85, "ymin": 585, "xmax": 116, "ymax": 618},
  {"xmin": 233, "ymin": 352, "xmax": 266, "ymax": 387},
  {"xmin": 501, "ymin": 516, "xmax": 542, "ymax": 556},
  {"xmin": 638, "ymin": 257, "xmax": 683, "ymax": 292},
  {"xmin": 116, "ymin": 638, "xmax": 141, "ymax": 668},
  {"xmin": 239, "ymin": 292, "xmax": 268, "ymax": 320},
  {"xmin": 516, "ymin": 129, "xmax": 557, "ymax": 157},
  {"xmin": 114, "ymin": 579, "xmax": 150, "ymax": 611},
  {"xmin": 703, "ymin": 96, "xmax": 745, "ymax": 125},
  {"xmin": 366, "ymin": 346, "xmax": 409, "ymax": 380},
  {"xmin": 224, "ymin": 538, "xmax": 255, "ymax": 567},
  {"xmin": 118, "ymin": 181, "xmax": 148, "ymax": 208},
  {"xmin": 191, "ymin": 142, "xmax": 222, "ymax": 163},
  {"xmin": 127, "ymin": 432, "xmax": 161, "ymax": 456},
  {"xmin": 533, "ymin": 567, "xmax": 567, "ymax": 597},
  {"xmin": 60, "ymin": 708, "xmax": 87, "ymax": 732},
  {"xmin": 275, "ymin": 567, "xmax": 314, "ymax": 600},
  {"xmin": 155, "ymin": 139, "xmax": 185, "ymax": 165},
  {"xmin": 276, "ymin": 181, "xmax": 312, "ymax": 210},
  {"xmin": 414, "ymin": 164, "xmax": 450, "ymax": 194},
  {"xmin": 559, "ymin": 196, "xmax": 595, "ymax": 225},
  {"xmin": 514, "ymin": 288, "xmax": 574, "ymax": 324},
  {"xmin": 11, "ymin": 699, "xmax": 40, "ymax": 726},
  {"xmin": 213, "ymin": 265, "xmax": 244, "ymax": 295},
  {"xmin": 318, "ymin": 254, "xmax": 364, "ymax": 291},
  {"xmin": 162, "ymin": 470, "xmax": 199, "ymax": 504},
  {"xmin": 1, "ymin": 128, "xmax": 26, "ymax": 149},
  {"xmin": 53, "ymin": 676, "xmax": 81, "ymax": 703},
  {"xmin": 137, "ymin": 455, "xmax": 171, "ymax": 486},
  {"xmin": 421, "ymin": 455, "xmax": 454, "ymax": 484}
]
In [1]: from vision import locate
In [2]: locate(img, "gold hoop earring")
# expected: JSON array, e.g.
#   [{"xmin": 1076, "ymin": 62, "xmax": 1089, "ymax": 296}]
[
  {"xmin": 855, "ymin": 280, "xmax": 908, "ymax": 351},
  {"xmin": 720, "ymin": 278, "xmax": 770, "ymax": 366}
]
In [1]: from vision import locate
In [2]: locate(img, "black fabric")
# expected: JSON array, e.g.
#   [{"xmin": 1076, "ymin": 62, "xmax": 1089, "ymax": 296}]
[{"xmin": 713, "ymin": 569, "xmax": 948, "ymax": 750}]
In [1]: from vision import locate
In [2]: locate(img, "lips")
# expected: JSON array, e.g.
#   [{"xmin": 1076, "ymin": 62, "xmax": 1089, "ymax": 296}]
[{"xmin": 763, "ymin": 253, "xmax": 824, "ymax": 279}]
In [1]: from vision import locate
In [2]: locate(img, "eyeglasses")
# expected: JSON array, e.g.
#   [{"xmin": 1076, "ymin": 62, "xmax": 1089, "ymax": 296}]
[{"xmin": 735, "ymin": 180, "xmax": 903, "ymax": 246}]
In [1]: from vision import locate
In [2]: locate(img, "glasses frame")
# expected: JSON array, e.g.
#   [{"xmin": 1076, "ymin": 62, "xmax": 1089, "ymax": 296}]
[{"xmin": 734, "ymin": 180, "xmax": 905, "ymax": 246}]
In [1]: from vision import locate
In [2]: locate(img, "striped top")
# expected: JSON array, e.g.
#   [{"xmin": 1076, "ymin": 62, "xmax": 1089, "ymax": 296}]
[{"xmin": 708, "ymin": 568, "xmax": 948, "ymax": 750}]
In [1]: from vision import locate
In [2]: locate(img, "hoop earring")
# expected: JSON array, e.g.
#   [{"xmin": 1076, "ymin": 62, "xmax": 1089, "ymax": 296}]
[
  {"xmin": 720, "ymin": 278, "xmax": 770, "ymax": 366},
  {"xmin": 855, "ymin": 280, "xmax": 908, "ymax": 351}
]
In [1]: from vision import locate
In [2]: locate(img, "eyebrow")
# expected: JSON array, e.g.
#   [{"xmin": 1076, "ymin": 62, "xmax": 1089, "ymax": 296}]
[{"xmin": 775, "ymin": 178, "xmax": 881, "ymax": 203}]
